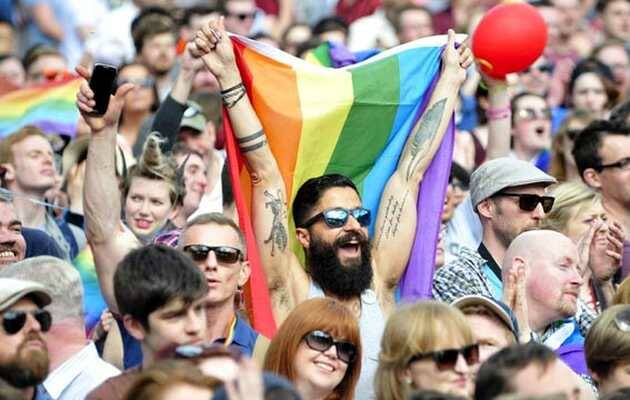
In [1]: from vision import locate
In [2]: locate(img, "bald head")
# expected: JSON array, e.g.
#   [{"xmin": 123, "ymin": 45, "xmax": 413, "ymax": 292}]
[{"xmin": 503, "ymin": 230, "xmax": 576, "ymax": 277}]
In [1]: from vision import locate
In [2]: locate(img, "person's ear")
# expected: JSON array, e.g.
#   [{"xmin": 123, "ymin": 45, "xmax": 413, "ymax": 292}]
[
  {"xmin": 582, "ymin": 168, "xmax": 602, "ymax": 190},
  {"xmin": 477, "ymin": 198, "xmax": 495, "ymax": 219},
  {"xmin": 169, "ymin": 204, "xmax": 182, "ymax": 220},
  {"xmin": 237, "ymin": 260, "xmax": 251, "ymax": 287},
  {"xmin": 1, "ymin": 164, "xmax": 15, "ymax": 184},
  {"xmin": 296, "ymin": 227, "xmax": 311, "ymax": 249},
  {"xmin": 122, "ymin": 315, "xmax": 147, "ymax": 341},
  {"xmin": 397, "ymin": 367, "xmax": 414, "ymax": 387}
]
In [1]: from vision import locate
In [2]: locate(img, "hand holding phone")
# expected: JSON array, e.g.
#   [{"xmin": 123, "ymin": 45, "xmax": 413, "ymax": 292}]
[{"xmin": 88, "ymin": 64, "xmax": 118, "ymax": 115}]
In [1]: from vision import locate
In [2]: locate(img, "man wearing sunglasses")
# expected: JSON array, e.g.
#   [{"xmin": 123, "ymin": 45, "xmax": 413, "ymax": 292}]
[
  {"xmin": 193, "ymin": 22, "xmax": 474, "ymax": 399},
  {"xmin": 573, "ymin": 119, "xmax": 630, "ymax": 279},
  {"xmin": 0, "ymin": 256, "xmax": 120, "ymax": 399},
  {"xmin": 179, "ymin": 213, "xmax": 267, "ymax": 361},
  {"xmin": 434, "ymin": 157, "xmax": 556, "ymax": 303},
  {"xmin": 220, "ymin": 0, "xmax": 258, "ymax": 36},
  {"xmin": 0, "ymin": 278, "xmax": 52, "ymax": 400}
]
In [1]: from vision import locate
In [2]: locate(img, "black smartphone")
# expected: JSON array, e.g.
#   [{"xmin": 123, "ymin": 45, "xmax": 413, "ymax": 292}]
[{"xmin": 88, "ymin": 63, "xmax": 118, "ymax": 116}]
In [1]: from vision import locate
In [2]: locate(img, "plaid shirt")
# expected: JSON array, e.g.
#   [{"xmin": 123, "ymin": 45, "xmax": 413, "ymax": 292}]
[{"xmin": 432, "ymin": 245, "xmax": 596, "ymax": 337}]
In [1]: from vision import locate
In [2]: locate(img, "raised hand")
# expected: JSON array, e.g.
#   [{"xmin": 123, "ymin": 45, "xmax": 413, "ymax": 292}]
[
  {"xmin": 192, "ymin": 17, "xmax": 238, "ymax": 83},
  {"xmin": 441, "ymin": 29, "xmax": 474, "ymax": 85},
  {"xmin": 75, "ymin": 65, "xmax": 134, "ymax": 133},
  {"xmin": 503, "ymin": 264, "xmax": 531, "ymax": 343}
]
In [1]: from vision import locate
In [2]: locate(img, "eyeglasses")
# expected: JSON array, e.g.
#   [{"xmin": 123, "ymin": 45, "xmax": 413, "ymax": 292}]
[
  {"xmin": 117, "ymin": 78, "xmax": 154, "ymax": 88},
  {"xmin": 183, "ymin": 245, "xmax": 243, "ymax": 264},
  {"xmin": 493, "ymin": 192, "xmax": 555, "ymax": 213},
  {"xmin": 300, "ymin": 207, "xmax": 371, "ymax": 229},
  {"xmin": 597, "ymin": 156, "xmax": 630, "ymax": 172},
  {"xmin": 408, "ymin": 344, "xmax": 479, "ymax": 371},
  {"xmin": 226, "ymin": 11, "xmax": 256, "ymax": 21},
  {"xmin": 2, "ymin": 309, "xmax": 52, "ymax": 335},
  {"xmin": 614, "ymin": 309, "xmax": 630, "ymax": 332},
  {"xmin": 523, "ymin": 63, "xmax": 554, "ymax": 74},
  {"xmin": 304, "ymin": 330, "xmax": 357, "ymax": 364},
  {"xmin": 515, "ymin": 107, "xmax": 552, "ymax": 121},
  {"xmin": 565, "ymin": 128, "xmax": 583, "ymax": 141}
]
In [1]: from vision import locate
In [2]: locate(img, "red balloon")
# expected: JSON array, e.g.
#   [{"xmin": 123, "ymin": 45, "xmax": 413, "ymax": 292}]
[{"xmin": 472, "ymin": 2, "xmax": 548, "ymax": 79}]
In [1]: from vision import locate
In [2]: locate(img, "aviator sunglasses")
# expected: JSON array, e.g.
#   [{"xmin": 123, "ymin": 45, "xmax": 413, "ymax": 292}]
[
  {"xmin": 304, "ymin": 330, "xmax": 357, "ymax": 364},
  {"xmin": 493, "ymin": 192, "xmax": 555, "ymax": 213},
  {"xmin": 183, "ymin": 245, "xmax": 243, "ymax": 264},
  {"xmin": 408, "ymin": 344, "xmax": 479, "ymax": 371},
  {"xmin": 2, "ymin": 309, "xmax": 52, "ymax": 335},
  {"xmin": 300, "ymin": 207, "xmax": 371, "ymax": 229}
]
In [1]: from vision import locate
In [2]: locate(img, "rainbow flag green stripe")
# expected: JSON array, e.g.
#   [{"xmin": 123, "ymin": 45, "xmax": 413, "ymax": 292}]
[{"xmin": 0, "ymin": 78, "xmax": 81, "ymax": 137}]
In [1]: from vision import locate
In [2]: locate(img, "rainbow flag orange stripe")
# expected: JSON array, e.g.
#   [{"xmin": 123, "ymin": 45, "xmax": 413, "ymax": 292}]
[
  {"xmin": 0, "ymin": 77, "xmax": 81, "ymax": 137},
  {"xmin": 226, "ymin": 35, "xmax": 458, "ymax": 336}
]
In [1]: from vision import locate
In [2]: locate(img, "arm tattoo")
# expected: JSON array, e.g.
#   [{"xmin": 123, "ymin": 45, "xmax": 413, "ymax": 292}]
[
  {"xmin": 263, "ymin": 189, "xmax": 288, "ymax": 256},
  {"xmin": 240, "ymin": 139, "xmax": 267, "ymax": 153},
  {"xmin": 405, "ymin": 98, "xmax": 447, "ymax": 181},
  {"xmin": 374, "ymin": 190, "xmax": 409, "ymax": 250},
  {"xmin": 238, "ymin": 129, "xmax": 264, "ymax": 144}
]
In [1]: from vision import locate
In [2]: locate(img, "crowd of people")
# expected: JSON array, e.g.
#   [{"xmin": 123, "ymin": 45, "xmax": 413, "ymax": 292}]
[{"xmin": 0, "ymin": 0, "xmax": 630, "ymax": 399}]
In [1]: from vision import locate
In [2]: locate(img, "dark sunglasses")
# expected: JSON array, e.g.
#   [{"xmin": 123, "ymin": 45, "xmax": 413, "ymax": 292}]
[
  {"xmin": 515, "ymin": 107, "xmax": 552, "ymax": 121},
  {"xmin": 300, "ymin": 207, "xmax": 371, "ymax": 229},
  {"xmin": 524, "ymin": 63, "xmax": 554, "ymax": 74},
  {"xmin": 493, "ymin": 192, "xmax": 555, "ymax": 213},
  {"xmin": 183, "ymin": 245, "xmax": 243, "ymax": 264},
  {"xmin": 304, "ymin": 330, "xmax": 357, "ymax": 364},
  {"xmin": 409, "ymin": 344, "xmax": 479, "ymax": 371},
  {"xmin": 227, "ymin": 11, "xmax": 256, "ymax": 21},
  {"xmin": 2, "ymin": 309, "xmax": 52, "ymax": 335},
  {"xmin": 597, "ymin": 156, "xmax": 630, "ymax": 172}
]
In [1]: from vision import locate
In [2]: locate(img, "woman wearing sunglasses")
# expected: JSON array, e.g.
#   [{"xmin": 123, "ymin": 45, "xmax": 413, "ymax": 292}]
[
  {"xmin": 375, "ymin": 301, "xmax": 478, "ymax": 400},
  {"xmin": 263, "ymin": 298, "xmax": 361, "ymax": 400}
]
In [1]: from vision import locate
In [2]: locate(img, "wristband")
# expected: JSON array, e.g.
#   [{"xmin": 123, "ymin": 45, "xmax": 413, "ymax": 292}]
[{"xmin": 485, "ymin": 106, "xmax": 511, "ymax": 121}]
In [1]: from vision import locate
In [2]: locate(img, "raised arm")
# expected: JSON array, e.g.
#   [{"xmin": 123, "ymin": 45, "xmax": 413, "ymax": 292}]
[
  {"xmin": 76, "ymin": 66, "xmax": 139, "ymax": 314},
  {"xmin": 483, "ymin": 74, "xmax": 511, "ymax": 160},
  {"xmin": 193, "ymin": 19, "xmax": 307, "ymax": 323},
  {"xmin": 372, "ymin": 31, "xmax": 473, "ymax": 294}
]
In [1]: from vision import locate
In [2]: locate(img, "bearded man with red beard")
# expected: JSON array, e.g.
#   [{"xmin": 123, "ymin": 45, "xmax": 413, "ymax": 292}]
[{"xmin": 0, "ymin": 278, "xmax": 51, "ymax": 399}]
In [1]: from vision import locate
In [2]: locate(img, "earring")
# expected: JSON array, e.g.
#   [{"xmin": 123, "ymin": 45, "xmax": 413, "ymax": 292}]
[{"xmin": 405, "ymin": 377, "xmax": 413, "ymax": 385}]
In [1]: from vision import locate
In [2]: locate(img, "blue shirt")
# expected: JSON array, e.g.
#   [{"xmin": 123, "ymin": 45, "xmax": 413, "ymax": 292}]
[{"xmin": 483, "ymin": 264, "xmax": 503, "ymax": 300}]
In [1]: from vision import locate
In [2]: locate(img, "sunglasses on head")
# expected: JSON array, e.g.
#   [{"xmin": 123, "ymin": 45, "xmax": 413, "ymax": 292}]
[
  {"xmin": 614, "ymin": 309, "xmax": 630, "ymax": 332},
  {"xmin": 515, "ymin": 107, "xmax": 552, "ymax": 121},
  {"xmin": 300, "ymin": 207, "xmax": 371, "ymax": 229},
  {"xmin": 493, "ymin": 192, "xmax": 555, "ymax": 213},
  {"xmin": 566, "ymin": 128, "xmax": 583, "ymax": 141},
  {"xmin": 227, "ymin": 11, "xmax": 256, "ymax": 21},
  {"xmin": 408, "ymin": 344, "xmax": 479, "ymax": 371},
  {"xmin": 304, "ymin": 330, "xmax": 357, "ymax": 364},
  {"xmin": 2, "ymin": 309, "xmax": 52, "ymax": 335},
  {"xmin": 183, "ymin": 245, "xmax": 243, "ymax": 264}
]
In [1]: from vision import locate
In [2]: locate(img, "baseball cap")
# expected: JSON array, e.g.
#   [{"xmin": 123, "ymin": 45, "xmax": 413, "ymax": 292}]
[
  {"xmin": 180, "ymin": 101, "xmax": 207, "ymax": 133},
  {"xmin": 452, "ymin": 294, "xmax": 520, "ymax": 341},
  {"xmin": 0, "ymin": 278, "xmax": 51, "ymax": 312},
  {"xmin": 470, "ymin": 157, "xmax": 556, "ymax": 209}
]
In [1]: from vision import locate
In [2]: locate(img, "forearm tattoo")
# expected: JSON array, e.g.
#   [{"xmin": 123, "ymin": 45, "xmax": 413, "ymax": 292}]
[
  {"xmin": 405, "ymin": 98, "xmax": 447, "ymax": 181},
  {"xmin": 263, "ymin": 189, "xmax": 288, "ymax": 256},
  {"xmin": 239, "ymin": 129, "xmax": 268, "ymax": 153},
  {"xmin": 374, "ymin": 189, "xmax": 409, "ymax": 250}
]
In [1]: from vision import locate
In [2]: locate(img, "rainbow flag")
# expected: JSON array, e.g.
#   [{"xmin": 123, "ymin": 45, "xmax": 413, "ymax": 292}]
[
  {"xmin": 0, "ymin": 77, "xmax": 81, "ymax": 137},
  {"xmin": 303, "ymin": 41, "xmax": 380, "ymax": 68},
  {"xmin": 226, "ymin": 35, "xmax": 458, "ymax": 336},
  {"xmin": 73, "ymin": 246, "xmax": 107, "ymax": 333}
]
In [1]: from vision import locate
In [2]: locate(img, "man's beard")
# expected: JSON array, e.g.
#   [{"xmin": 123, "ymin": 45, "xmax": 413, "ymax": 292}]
[
  {"xmin": 0, "ymin": 333, "xmax": 49, "ymax": 388},
  {"xmin": 306, "ymin": 232, "xmax": 373, "ymax": 300}
]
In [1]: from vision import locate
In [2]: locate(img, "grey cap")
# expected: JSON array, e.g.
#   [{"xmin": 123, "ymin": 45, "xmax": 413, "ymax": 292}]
[
  {"xmin": 0, "ymin": 278, "xmax": 51, "ymax": 312},
  {"xmin": 180, "ymin": 101, "xmax": 207, "ymax": 133},
  {"xmin": 470, "ymin": 157, "xmax": 556, "ymax": 209},
  {"xmin": 452, "ymin": 294, "xmax": 520, "ymax": 341}
]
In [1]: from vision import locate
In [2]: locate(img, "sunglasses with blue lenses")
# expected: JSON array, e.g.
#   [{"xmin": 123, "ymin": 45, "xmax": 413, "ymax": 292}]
[{"xmin": 300, "ymin": 207, "xmax": 371, "ymax": 229}]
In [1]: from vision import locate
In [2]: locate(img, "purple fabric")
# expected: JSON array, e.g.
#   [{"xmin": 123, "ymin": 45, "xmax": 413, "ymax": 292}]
[
  {"xmin": 621, "ymin": 240, "xmax": 630, "ymax": 278},
  {"xmin": 328, "ymin": 42, "xmax": 358, "ymax": 68},
  {"xmin": 399, "ymin": 118, "xmax": 455, "ymax": 300},
  {"xmin": 556, "ymin": 344, "xmax": 588, "ymax": 376}
]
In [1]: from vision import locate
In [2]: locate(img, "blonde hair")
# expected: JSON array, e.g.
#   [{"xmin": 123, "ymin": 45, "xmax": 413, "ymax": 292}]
[
  {"xmin": 613, "ymin": 277, "xmax": 630, "ymax": 305},
  {"xmin": 585, "ymin": 305, "xmax": 630, "ymax": 380},
  {"xmin": 541, "ymin": 181, "xmax": 601, "ymax": 234},
  {"xmin": 122, "ymin": 133, "xmax": 184, "ymax": 206},
  {"xmin": 375, "ymin": 301, "xmax": 474, "ymax": 400}
]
